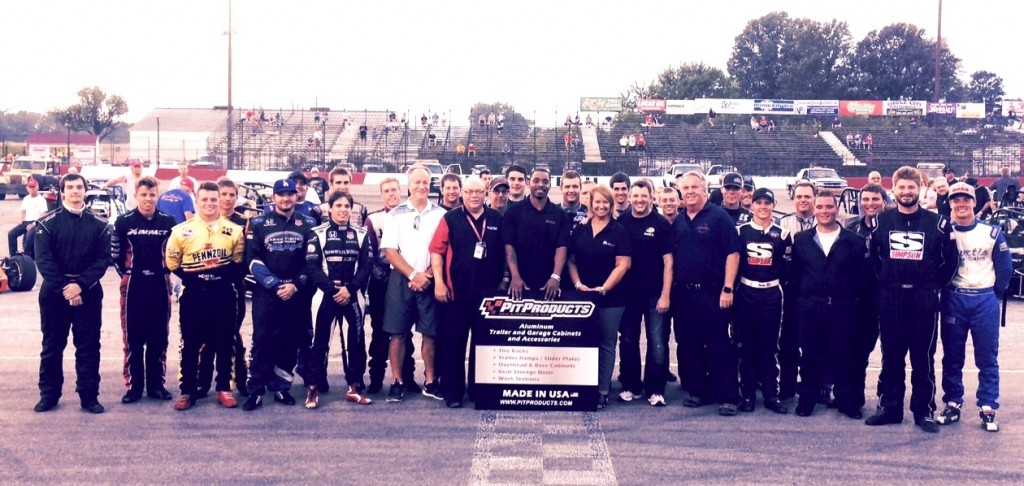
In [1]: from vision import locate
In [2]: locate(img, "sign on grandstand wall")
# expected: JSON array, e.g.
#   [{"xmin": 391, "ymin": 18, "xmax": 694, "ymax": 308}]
[
  {"xmin": 636, "ymin": 99, "xmax": 667, "ymax": 113},
  {"xmin": 474, "ymin": 290, "xmax": 599, "ymax": 411},
  {"xmin": 957, "ymin": 103, "xmax": 986, "ymax": 119},
  {"xmin": 840, "ymin": 100, "xmax": 883, "ymax": 117},
  {"xmin": 1003, "ymin": 101, "xmax": 1024, "ymax": 116},
  {"xmin": 795, "ymin": 100, "xmax": 839, "ymax": 115},
  {"xmin": 580, "ymin": 97, "xmax": 623, "ymax": 112},
  {"xmin": 753, "ymin": 99, "xmax": 795, "ymax": 114},
  {"xmin": 928, "ymin": 102, "xmax": 956, "ymax": 115},
  {"xmin": 694, "ymin": 98, "xmax": 755, "ymax": 115},
  {"xmin": 665, "ymin": 99, "xmax": 696, "ymax": 115},
  {"xmin": 883, "ymin": 100, "xmax": 927, "ymax": 116}
]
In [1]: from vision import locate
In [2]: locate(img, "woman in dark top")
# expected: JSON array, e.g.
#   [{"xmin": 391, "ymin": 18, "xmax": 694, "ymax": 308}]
[{"xmin": 568, "ymin": 184, "xmax": 631, "ymax": 409}]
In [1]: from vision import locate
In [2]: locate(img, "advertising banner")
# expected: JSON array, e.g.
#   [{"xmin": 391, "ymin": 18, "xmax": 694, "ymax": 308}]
[
  {"xmin": 928, "ymin": 102, "xmax": 956, "ymax": 115},
  {"xmin": 753, "ymin": 99, "xmax": 795, "ymax": 114},
  {"xmin": 840, "ymin": 100, "xmax": 883, "ymax": 116},
  {"xmin": 694, "ymin": 98, "xmax": 755, "ymax": 115},
  {"xmin": 883, "ymin": 100, "xmax": 927, "ymax": 116},
  {"xmin": 957, "ymin": 102, "xmax": 986, "ymax": 119},
  {"xmin": 636, "ymin": 99, "xmax": 667, "ymax": 113},
  {"xmin": 665, "ymin": 99, "xmax": 696, "ymax": 115},
  {"xmin": 1002, "ymin": 101, "xmax": 1024, "ymax": 116},
  {"xmin": 474, "ymin": 290, "xmax": 599, "ymax": 411},
  {"xmin": 794, "ymin": 100, "xmax": 839, "ymax": 115},
  {"xmin": 580, "ymin": 97, "xmax": 622, "ymax": 112}
]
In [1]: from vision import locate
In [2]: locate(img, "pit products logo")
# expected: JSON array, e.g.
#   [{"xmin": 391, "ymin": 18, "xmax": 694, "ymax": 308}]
[
  {"xmin": 480, "ymin": 298, "xmax": 595, "ymax": 320},
  {"xmin": 889, "ymin": 231, "xmax": 924, "ymax": 260}
]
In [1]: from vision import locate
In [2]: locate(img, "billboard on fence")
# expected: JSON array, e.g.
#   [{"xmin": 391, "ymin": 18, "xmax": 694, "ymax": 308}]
[
  {"xmin": 474, "ymin": 290, "xmax": 600, "ymax": 411},
  {"xmin": 665, "ymin": 99, "xmax": 696, "ymax": 115},
  {"xmin": 794, "ymin": 100, "xmax": 839, "ymax": 115},
  {"xmin": 1002, "ymin": 101, "xmax": 1024, "ymax": 116},
  {"xmin": 928, "ymin": 102, "xmax": 956, "ymax": 115},
  {"xmin": 840, "ymin": 100, "xmax": 884, "ymax": 116},
  {"xmin": 636, "ymin": 99, "xmax": 667, "ymax": 113},
  {"xmin": 884, "ymin": 100, "xmax": 927, "ymax": 116},
  {"xmin": 580, "ymin": 97, "xmax": 622, "ymax": 112},
  {"xmin": 957, "ymin": 102, "xmax": 986, "ymax": 119},
  {"xmin": 694, "ymin": 98, "xmax": 755, "ymax": 115},
  {"xmin": 753, "ymin": 99, "xmax": 796, "ymax": 114}
]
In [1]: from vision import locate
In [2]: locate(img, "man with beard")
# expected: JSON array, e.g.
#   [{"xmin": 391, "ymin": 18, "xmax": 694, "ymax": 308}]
[
  {"xmin": 777, "ymin": 181, "xmax": 816, "ymax": 401},
  {"xmin": 438, "ymin": 173, "xmax": 463, "ymax": 211},
  {"xmin": 502, "ymin": 168, "xmax": 571, "ymax": 301},
  {"xmin": 610, "ymin": 172, "xmax": 631, "ymax": 217},
  {"xmin": 865, "ymin": 167, "xmax": 958, "ymax": 433},
  {"xmin": 560, "ymin": 170, "xmax": 588, "ymax": 227},
  {"xmin": 504, "ymin": 164, "xmax": 527, "ymax": 206},
  {"xmin": 719, "ymin": 173, "xmax": 752, "ymax": 225}
]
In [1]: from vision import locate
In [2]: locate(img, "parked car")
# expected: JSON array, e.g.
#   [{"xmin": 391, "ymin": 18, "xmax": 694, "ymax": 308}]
[
  {"xmin": 706, "ymin": 164, "xmax": 738, "ymax": 193},
  {"xmin": 662, "ymin": 163, "xmax": 703, "ymax": 187},
  {"xmin": 787, "ymin": 167, "xmax": 849, "ymax": 200}
]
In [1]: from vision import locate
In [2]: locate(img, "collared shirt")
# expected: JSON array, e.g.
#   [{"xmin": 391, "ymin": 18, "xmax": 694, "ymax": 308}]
[
  {"xmin": 429, "ymin": 206, "xmax": 504, "ymax": 299},
  {"xmin": 672, "ymin": 202, "xmax": 742, "ymax": 288},
  {"xmin": 618, "ymin": 211, "xmax": 675, "ymax": 299},
  {"xmin": 501, "ymin": 198, "xmax": 572, "ymax": 289},
  {"xmin": 561, "ymin": 203, "xmax": 589, "ymax": 228},
  {"xmin": 570, "ymin": 220, "xmax": 631, "ymax": 308},
  {"xmin": 778, "ymin": 213, "xmax": 815, "ymax": 236},
  {"xmin": 166, "ymin": 216, "xmax": 245, "ymax": 282},
  {"xmin": 380, "ymin": 198, "xmax": 446, "ymax": 274}
]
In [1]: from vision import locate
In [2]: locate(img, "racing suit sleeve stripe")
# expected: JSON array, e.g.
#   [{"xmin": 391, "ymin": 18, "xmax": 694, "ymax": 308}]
[
  {"xmin": 249, "ymin": 259, "xmax": 281, "ymax": 290},
  {"xmin": 111, "ymin": 218, "xmax": 125, "ymax": 277},
  {"xmin": 994, "ymin": 231, "xmax": 1014, "ymax": 295}
]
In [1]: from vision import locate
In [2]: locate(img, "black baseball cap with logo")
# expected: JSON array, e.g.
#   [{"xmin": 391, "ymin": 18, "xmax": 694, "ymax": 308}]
[
  {"xmin": 752, "ymin": 187, "xmax": 775, "ymax": 203},
  {"xmin": 722, "ymin": 172, "xmax": 743, "ymax": 189}
]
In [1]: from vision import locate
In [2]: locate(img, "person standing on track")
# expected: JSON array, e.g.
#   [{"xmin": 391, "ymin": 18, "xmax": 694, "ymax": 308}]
[
  {"xmin": 33, "ymin": 173, "xmax": 111, "ymax": 414},
  {"xmin": 502, "ymin": 168, "xmax": 572, "ymax": 302},
  {"xmin": 112, "ymin": 176, "xmax": 176, "ymax": 404},
  {"xmin": 865, "ymin": 166, "xmax": 958, "ymax": 433},
  {"xmin": 777, "ymin": 181, "xmax": 816, "ymax": 401},
  {"xmin": 935, "ymin": 182, "xmax": 1013, "ymax": 432},
  {"xmin": 165, "ymin": 181, "xmax": 245, "ymax": 411}
]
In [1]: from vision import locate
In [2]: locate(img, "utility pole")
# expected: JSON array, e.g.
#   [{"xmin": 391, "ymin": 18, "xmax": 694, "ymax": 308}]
[
  {"xmin": 934, "ymin": 0, "xmax": 942, "ymax": 102},
  {"xmin": 226, "ymin": 0, "xmax": 234, "ymax": 169}
]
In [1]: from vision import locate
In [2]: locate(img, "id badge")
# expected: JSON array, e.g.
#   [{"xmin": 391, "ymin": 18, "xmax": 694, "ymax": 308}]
[{"xmin": 474, "ymin": 241, "xmax": 486, "ymax": 259}]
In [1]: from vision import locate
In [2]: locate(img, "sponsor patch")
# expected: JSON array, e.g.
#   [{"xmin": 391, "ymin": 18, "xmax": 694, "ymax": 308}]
[
  {"xmin": 889, "ymin": 231, "xmax": 924, "ymax": 260},
  {"xmin": 746, "ymin": 242, "xmax": 773, "ymax": 266},
  {"xmin": 479, "ymin": 298, "xmax": 595, "ymax": 321},
  {"xmin": 182, "ymin": 228, "xmax": 193, "ymax": 238}
]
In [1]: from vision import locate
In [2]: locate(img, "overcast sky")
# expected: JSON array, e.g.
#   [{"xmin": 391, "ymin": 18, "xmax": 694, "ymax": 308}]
[{"xmin": 3, "ymin": 0, "xmax": 1015, "ymax": 125}]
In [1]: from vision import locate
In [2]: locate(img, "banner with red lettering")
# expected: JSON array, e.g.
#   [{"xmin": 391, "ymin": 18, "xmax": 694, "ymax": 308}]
[{"xmin": 840, "ymin": 100, "xmax": 883, "ymax": 117}]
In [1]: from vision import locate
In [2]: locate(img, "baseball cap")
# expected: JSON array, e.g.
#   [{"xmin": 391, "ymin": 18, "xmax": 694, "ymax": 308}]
[
  {"xmin": 489, "ymin": 175, "xmax": 510, "ymax": 191},
  {"xmin": 130, "ymin": 159, "xmax": 142, "ymax": 168},
  {"xmin": 287, "ymin": 171, "xmax": 309, "ymax": 184},
  {"xmin": 722, "ymin": 172, "xmax": 743, "ymax": 189},
  {"xmin": 752, "ymin": 187, "xmax": 775, "ymax": 203},
  {"xmin": 742, "ymin": 176, "xmax": 755, "ymax": 190},
  {"xmin": 948, "ymin": 182, "xmax": 975, "ymax": 200},
  {"xmin": 180, "ymin": 178, "xmax": 195, "ymax": 191},
  {"xmin": 274, "ymin": 179, "xmax": 298, "ymax": 195},
  {"xmin": 26, "ymin": 178, "xmax": 39, "ymax": 188}
]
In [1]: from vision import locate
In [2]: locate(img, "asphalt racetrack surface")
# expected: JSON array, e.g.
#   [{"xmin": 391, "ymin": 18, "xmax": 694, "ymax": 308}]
[{"xmin": 1, "ymin": 184, "xmax": 1023, "ymax": 484}]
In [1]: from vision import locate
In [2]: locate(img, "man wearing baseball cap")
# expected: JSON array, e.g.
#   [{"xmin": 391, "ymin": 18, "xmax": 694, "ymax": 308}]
[
  {"xmin": 8, "ymin": 177, "xmax": 47, "ymax": 257},
  {"xmin": 733, "ymin": 188, "xmax": 791, "ymax": 414},
  {"xmin": 720, "ymin": 172, "xmax": 752, "ymax": 225},
  {"xmin": 935, "ymin": 182, "xmax": 1013, "ymax": 432},
  {"xmin": 157, "ymin": 178, "xmax": 196, "ymax": 224},
  {"xmin": 486, "ymin": 176, "xmax": 510, "ymax": 215}
]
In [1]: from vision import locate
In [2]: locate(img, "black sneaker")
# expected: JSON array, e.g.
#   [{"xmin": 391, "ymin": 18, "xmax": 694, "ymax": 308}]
[
  {"xmin": 387, "ymin": 381, "xmax": 405, "ymax": 403},
  {"xmin": 915, "ymin": 414, "xmax": 940, "ymax": 433},
  {"xmin": 242, "ymin": 394, "xmax": 263, "ymax": 411},
  {"xmin": 936, "ymin": 402, "xmax": 961, "ymax": 425},
  {"xmin": 764, "ymin": 398, "xmax": 789, "ymax": 415},
  {"xmin": 403, "ymin": 380, "xmax": 422, "ymax": 395},
  {"xmin": 446, "ymin": 399, "xmax": 463, "ymax": 409},
  {"xmin": 81, "ymin": 400, "xmax": 105, "ymax": 414},
  {"xmin": 423, "ymin": 381, "xmax": 443, "ymax": 400},
  {"xmin": 682, "ymin": 395, "xmax": 707, "ymax": 408},
  {"xmin": 865, "ymin": 407, "xmax": 904, "ymax": 426},
  {"xmin": 121, "ymin": 388, "xmax": 144, "ymax": 404},
  {"xmin": 367, "ymin": 381, "xmax": 383, "ymax": 394},
  {"xmin": 738, "ymin": 398, "xmax": 755, "ymax": 413},
  {"xmin": 666, "ymin": 372, "xmax": 678, "ymax": 383},
  {"xmin": 839, "ymin": 405, "xmax": 863, "ymax": 420},
  {"xmin": 819, "ymin": 386, "xmax": 834, "ymax": 407},
  {"xmin": 795, "ymin": 400, "xmax": 815, "ymax": 417},
  {"xmin": 194, "ymin": 387, "xmax": 210, "ymax": 400},
  {"xmin": 33, "ymin": 397, "xmax": 58, "ymax": 413},
  {"xmin": 596, "ymin": 394, "xmax": 609, "ymax": 410},
  {"xmin": 147, "ymin": 387, "xmax": 173, "ymax": 400},
  {"xmin": 273, "ymin": 391, "xmax": 296, "ymax": 405},
  {"xmin": 718, "ymin": 403, "xmax": 738, "ymax": 416},
  {"xmin": 980, "ymin": 406, "xmax": 999, "ymax": 432}
]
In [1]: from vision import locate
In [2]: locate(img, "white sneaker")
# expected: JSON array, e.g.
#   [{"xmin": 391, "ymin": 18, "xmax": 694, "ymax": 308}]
[
  {"xmin": 617, "ymin": 390, "xmax": 636, "ymax": 402},
  {"xmin": 648, "ymin": 394, "xmax": 666, "ymax": 407}
]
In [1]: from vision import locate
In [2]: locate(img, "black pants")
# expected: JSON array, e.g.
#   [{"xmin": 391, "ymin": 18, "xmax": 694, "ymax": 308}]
[
  {"xmin": 119, "ymin": 274, "xmax": 170, "ymax": 393},
  {"xmin": 672, "ymin": 286, "xmax": 739, "ymax": 404},
  {"xmin": 38, "ymin": 285, "xmax": 103, "ymax": 401},
  {"xmin": 178, "ymin": 283, "xmax": 235, "ymax": 395},
  {"xmin": 877, "ymin": 287, "xmax": 939, "ymax": 417},
  {"xmin": 366, "ymin": 276, "xmax": 415, "ymax": 385},
  {"xmin": 309, "ymin": 296, "xmax": 366, "ymax": 388},
  {"xmin": 797, "ymin": 298, "xmax": 858, "ymax": 410},
  {"xmin": 8, "ymin": 221, "xmax": 36, "ymax": 257},
  {"xmin": 734, "ymin": 285, "xmax": 783, "ymax": 401},
  {"xmin": 440, "ymin": 292, "xmax": 480, "ymax": 402},
  {"xmin": 778, "ymin": 284, "xmax": 800, "ymax": 398},
  {"xmin": 197, "ymin": 281, "xmax": 247, "ymax": 393},
  {"xmin": 853, "ymin": 297, "xmax": 880, "ymax": 409},
  {"xmin": 248, "ymin": 286, "xmax": 307, "ymax": 395},
  {"xmin": 293, "ymin": 286, "xmax": 316, "ymax": 386}
]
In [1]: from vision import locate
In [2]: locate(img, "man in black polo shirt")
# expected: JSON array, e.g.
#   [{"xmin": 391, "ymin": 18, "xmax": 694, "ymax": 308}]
[
  {"xmin": 617, "ymin": 180, "xmax": 675, "ymax": 406},
  {"xmin": 430, "ymin": 177, "xmax": 505, "ymax": 408},
  {"xmin": 671, "ymin": 171, "xmax": 742, "ymax": 416},
  {"xmin": 720, "ymin": 172, "xmax": 752, "ymax": 225},
  {"xmin": 502, "ymin": 168, "xmax": 571, "ymax": 301}
]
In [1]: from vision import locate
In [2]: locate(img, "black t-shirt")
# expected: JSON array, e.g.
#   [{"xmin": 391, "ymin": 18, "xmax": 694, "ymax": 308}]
[
  {"xmin": 617, "ymin": 211, "xmax": 675, "ymax": 299},
  {"xmin": 709, "ymin": 189, "xmax": 724, "ymax": 206},
  {"xmin": 723, "ymin": 206, "xmax": 753, "ymax": 225},
  {"xmin": 570, "ymin": 220, "xmax": 631, "ymax": 308},
  {"xmin": 501, "ymin": 198, "xmax": 572, "ymax": 289},
  {"xmin": 672, "ymin": 202, "xmax": 743, "ymax": 288}
]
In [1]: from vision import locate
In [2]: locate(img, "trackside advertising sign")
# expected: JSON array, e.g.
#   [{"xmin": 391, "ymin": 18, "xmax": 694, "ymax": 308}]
[{"xmin": 474, "ymin": 290, "xmax": 599, "ymax": 411}]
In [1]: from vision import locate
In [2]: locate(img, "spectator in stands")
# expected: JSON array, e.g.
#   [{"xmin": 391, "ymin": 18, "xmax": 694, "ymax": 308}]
[
  {"xmin": 456, "ymin": 143, "xmax": 466, "ymax": 155},
  {"xmin": 637, "ymin": 133, "xmax": 646, "ymax": 152},
  {"xmin": 428, "ymin": 132, "xmax": 437, "ymax": 147},
  {"xmin": 479, "ymin": 114, "xmax": 486, "ymax": 127},
  {"xmin": 768, "ymin": 119, "xmax": 776, "ymax": 131},
  {"xmin": 488, "ymin": 113, "xmax": 496, "ymax": 126},
  {"xmin": 707, "ymin": 109, "xmax": 716, "ymax": 127},
  {"xmin": 628, "ymin": 134, "xmax": 637, "ymax": 152},
  {"xmin": 586, "ymin": 114, "xmax": 593, "ymax": 128},
  {"xmin": 574, "ymin": 114, "xmax": 580, "ymax": 126},
  {"xmin": 645, "ymin": 115, "xmax": 655, "ymax": 127},
  {"xmin": 314, "ymin": 112, "xmax": 321, "ymax": 124},
  {"xmin": 564, "ymin": 132, "xmax": 573, "ymax": 150},
  {"xmin": 421, "ymin": 114, "xmax": 428, "ymax": 127},
  {"xmin": 467, "ymin": 143, "xmax": 476, "ymax": 157},
  {"xmin": 565, "ymin": 115, "xmax": 573, "ymax": 127},
  {"xmin": 432, "ymin": 113, "xmax": 439, "ymax": 126},
  {"xmin": 750, "ymin": 116, "xmax": 759, "ymax": 132},
  {"xmin": 854, "ymin": 133, "xmax": 863, "ymax": 149},
  {"xmin": 372, "ymin": 128, "xmax": 379, "ymax": 142},
  {"xmin": 441, "ymin": 113, "xmax": 447, "ymax": 127},
  {"xmin": 865, "ymin": 133, "xmax": 873, "ymax": 151},
  {"xmin": 619, "ymin": 134, "xmax": 628, "ymax": 154},
  {"xmin": 990, "ymin": 167, "xmax": 1019, "ymax": 205},
  {"xmin": 502, "ymin": 143, "xmax": 511, "ymax": 157},
  {"xmin": 832, "ymin": 117, "xmax": 841, "ymax": 129},
  {"xmin": 759, "ymin": 116, "xmax": 768, "ymax": 131},
  {"xmin": 846, "ymin": 133, "xmax": 854, "ymax": 147}
]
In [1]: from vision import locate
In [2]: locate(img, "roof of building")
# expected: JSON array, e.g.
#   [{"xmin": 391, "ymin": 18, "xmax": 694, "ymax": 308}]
[
  {"xmin": 27, "ymin": 133, "xmax": 98, "ymax": 145},
  {"xmin": 131, "ymin": 108, "xmax": 233, "ymax": 133}
]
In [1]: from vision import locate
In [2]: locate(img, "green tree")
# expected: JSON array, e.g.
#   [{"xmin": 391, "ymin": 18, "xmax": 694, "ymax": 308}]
[
  {"xmin": 727, "ymin": 11, "xmax": 792, "ymax": 98},
  {"xmin": 50, "ymin": 86, "xmax": 129, "ymax": 142},
  {"xmin": 848, "ymin": 23, "xmax": 960, "ymax": 100},
  {"xmin": 777, "ymin": 18, "xmax": 853, "ymax": 98},
  {"xmin": 0, "ymin": 110, "xmax": 62, "ymax": 140},
  {"xmin": 647, "ymin": 62, "xmax": 736, "ymax": 99},
  {"xmin": 963, "ymin": 70, "xmax": 1004, "ymax": 102},
  {"xmin": 468, "ymin": 102, "xmax": 532, "ymax": 127}
]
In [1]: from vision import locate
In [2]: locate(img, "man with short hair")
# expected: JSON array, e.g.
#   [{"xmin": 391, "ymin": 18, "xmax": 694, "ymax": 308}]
[
  {"xmin": 733, "ymin": 187, "xmax": 791, "ymax": 414},
  {"xmin": 430, "ymin": 176, "xmax": 505, "ymax": 408},
  {"xmin": 504, "ymin": 164, "xmax": 527, "ymax": 205},
  {"xmin": 479, "ymin": 169, "xmax": 491, "ymax": 189},
  {"xmin": 169, "ymin": 161, "xmax": 198, "ymax": 198},
  {"xmin": 8, "ymin": 177, "xmax": 47, "ymax": 257},
  {"xmin": 502, "ymin": 168, "xmax": 572, "ymax": 301},
  {"xmin": 609, "ymin": 172, "xmax": 631, "ymax": 216},
  {"xmin": 740, "ymin": 176, "xmax": 755, "ymax": 210},
  {"xmin": 559, "ymin": 170, "xmax": 588, "ymax": 227},
  {"xmin": 487, "ymin": 176, "xmax": 510, "ymax": 215},
  {"xmin": 270, "ymin": 171, "xmax": 322, "ymax": 222},
  {"xmin": 439, "ymin": 173, "xmax": 463, "ymax": 210},
  {"xmin": 935, "ymin": 182, "xmax": 1013, "ymax": 432},
  {"xmin": 105, "ymin": 159, "xmax": 145, "ymax": 210},
  {"xmin": 720, "ymin": 172, "xmax": 752, "ymax": 225},
  {"xmin": 326, "ymin": 167, "xmax": 369, "ymax": 227},
  {"xmin": 657, "ymin": 187, "xmax": 680, "ymax": 224},
  {"xmin": 776, "ymin": 180, "xmax": 816, "ymax": 400},
  {"xmin": 33, "ymin": 173, "xmax": 112, "ymax": 413},
  {"xmin": 866, "ymin": 166, "xmax": 958, "ymax": 433},
  {"xmin": 157, "ymin": 178, "xmax": 196, "ymax": 224},
  {"xmin": 381, "ymin": 165, "xmax": 447, "ymax": 402},
  {"xmin": 166, "ymin": 181, "xmax": 245, "ymax": 411},
  {"xmin": 844, "ymin": 183, "xmax": 885, "ymax": 413},
  {"xmin": 581, "ymin": 180, "xmax": 596, "ymax": 209},
  {"xmin": 671, "ymin": 171, "xmax": 742, "ymax": 416},
  {"xmin": 867, "ymin": 171, "xmax": 896, "ymax": 209},
  {"xmin": 617, "ymin": 180, "xmax": 674, "ymax": 406},
  {"xmin": 112, "ymin": 176, "xmax": 176, "ymax": 404},
  {"xmin": 990, "ymin": 167, "xmax": 1019, "ymax": 206}
]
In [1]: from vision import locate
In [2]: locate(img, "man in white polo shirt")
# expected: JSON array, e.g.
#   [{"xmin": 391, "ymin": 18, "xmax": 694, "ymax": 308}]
[
  {"xmin": 8, "ymin": 178, "xmax": 48, "ymax": 257},
  {"xmin": 380, "ymin": 164, "xmax": 447, "ymax": 402}
]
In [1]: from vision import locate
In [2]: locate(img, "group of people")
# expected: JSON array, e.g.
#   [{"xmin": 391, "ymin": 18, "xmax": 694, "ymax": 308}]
[
  {"xmin": 618, "ymin": 133, "xmax": 646, "ymax": 154},
  {"xmin": 26, "ymin": 160, "xmax": 1014, "ymax": 434}
]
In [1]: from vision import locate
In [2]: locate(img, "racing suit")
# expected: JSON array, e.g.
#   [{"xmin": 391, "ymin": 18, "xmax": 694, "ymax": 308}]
[
  {"xmin": 734, "ymin": 221, "xmax": 791, "ymax": 403},
  {"xmin": 776, "ymin": 213, "xmax": 815, "ymax": 399},
  {"xmin": 245, "ymin": 209, "xmax": 319, "ymax": 396},
  {"xmin": 34, "ymin": 205, "xmax": 111, "ymax": 403},
  {"xmin": 869, "ymin": 208, "xmax": 958, "ymax": 419},
  {"xmin": 365, "ymin": 209, "xmax": 416, "ymax": 387},
  {"xmin": 165, "ymin": 216, "xmax": 245, "ymax": 396},
  {"xmin": 307, "ymin": 221, "xmax": 374, "ymax": 389},
  {"xmin": 844, "ymin": 215, "xmax": 880, "ymax": 409},
  {"xmin": 112, "ymin": 209, "xmax": 176, "ymax": 393}
]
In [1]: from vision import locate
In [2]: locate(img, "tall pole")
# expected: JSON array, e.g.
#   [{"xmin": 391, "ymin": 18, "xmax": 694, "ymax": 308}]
[
  {"xmin": 157, "ymin": 116, "xmax": 161, "ymax": 167},
  {"xmin": 226, "ymin": 0, "xmax": 234, "ymax": 169},
  {"xmin": 934, "ymin": 0, "xmax": 942, "ymax": 102}
]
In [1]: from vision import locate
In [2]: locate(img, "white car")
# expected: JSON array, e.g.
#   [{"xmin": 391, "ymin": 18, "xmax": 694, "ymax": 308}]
[{"xmin": 662, "ymin": 163, "xmax": 703, "ymax": 187}]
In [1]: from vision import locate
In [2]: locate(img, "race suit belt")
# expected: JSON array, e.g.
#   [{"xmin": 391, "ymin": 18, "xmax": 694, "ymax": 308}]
[
  {"xmin": 947, "ymin": 286, "xmax": 994, "ymax": 295},
  {"xmin": 739, "ymin": 277, "xmax": 780, "ymax": 289}
]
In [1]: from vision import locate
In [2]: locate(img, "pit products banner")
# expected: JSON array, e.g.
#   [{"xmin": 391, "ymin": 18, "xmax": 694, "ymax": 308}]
[
  {"xmin": 579, "ymin": 97, "xmax": 623, "ymax": 112},
  {"xmin": 474, "ymin": 290, "xmax": 599, "ymax": 411}
]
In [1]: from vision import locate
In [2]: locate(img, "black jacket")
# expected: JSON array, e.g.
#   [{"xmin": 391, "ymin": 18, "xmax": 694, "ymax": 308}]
[
  {"xmin": 34, "ymin": 206, "xmax": 111, "ymax": 292},
  {"xmin": 868, "ymin": 208, "xmax": 958, "ymax": 290},
  {"xmin": 790, "ymin": 226, "xmax": 868, "ymax": 302}
]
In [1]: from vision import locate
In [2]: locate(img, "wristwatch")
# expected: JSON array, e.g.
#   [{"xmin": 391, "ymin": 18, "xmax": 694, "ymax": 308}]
[{"xmin": 722, "ymin": 286, "xmax": 733, "ymax": 294}]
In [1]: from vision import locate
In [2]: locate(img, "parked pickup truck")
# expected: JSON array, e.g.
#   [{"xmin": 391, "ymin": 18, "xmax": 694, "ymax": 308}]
[
  {"xmin": 787, "ymin": 167, "xmax": 848, "ymax": 200},
  {"xmin": 662, "ymin": 163, "xmax": 703, "ymax": 187}
]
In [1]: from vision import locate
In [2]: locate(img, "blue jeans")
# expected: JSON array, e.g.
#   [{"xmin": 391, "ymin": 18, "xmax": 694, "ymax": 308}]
[
  {"xmin": 597, "ymin": 307, "xmax": 625, "ymax": 395},
  {"xmin": 619, "ymin": 297, "xmax": 668, "ymax": 395},
  {"xmin": 940, "ymin": 289, "xmax": 1000, "ymax": 409}
]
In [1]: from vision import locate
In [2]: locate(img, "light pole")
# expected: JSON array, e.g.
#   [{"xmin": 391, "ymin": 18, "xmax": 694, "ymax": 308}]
[
  {"xmin": 226, "ymin": 0, "xmax": 234, "ymax": 169},
  {"xmin": 934, "ymin": 0, "xmax": 942, "ymax": 102},
  {"xmin": 65, "ymin": 123, "xmax": 71, "ymax": 166}
]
